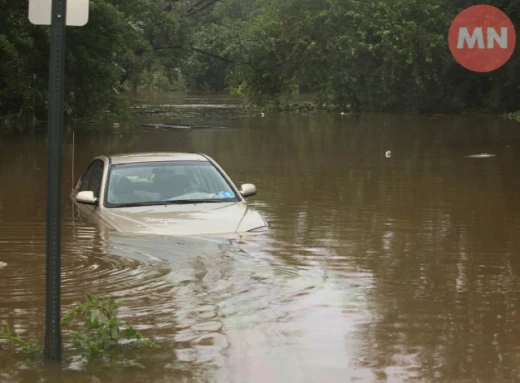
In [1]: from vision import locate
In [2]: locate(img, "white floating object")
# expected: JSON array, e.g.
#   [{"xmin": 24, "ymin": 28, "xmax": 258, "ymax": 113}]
[
  {"xmin": 0, "ymin": 262, "xmax": 7, "ymax": 269},
  {"xmin": 385, "ymin": 151, "xmax": 392, "ymax": 158},
  {"xmin": 466, "ymin": 153, "xmax": 495, "ymax": 158},
  {"xmin": 260, "ymin": 112, "xmax": 265, "ymax": 117}
]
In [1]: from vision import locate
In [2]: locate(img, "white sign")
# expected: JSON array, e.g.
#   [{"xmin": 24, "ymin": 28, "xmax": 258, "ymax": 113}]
[{"xmin": 29, "ymin": 0, "xmax": 89, "ymax": 26}]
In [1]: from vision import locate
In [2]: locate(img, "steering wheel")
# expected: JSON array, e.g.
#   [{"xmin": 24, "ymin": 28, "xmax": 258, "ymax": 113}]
[{"xmin": 184, "ymin": 186, "xmax": 212, "ymax": 194}]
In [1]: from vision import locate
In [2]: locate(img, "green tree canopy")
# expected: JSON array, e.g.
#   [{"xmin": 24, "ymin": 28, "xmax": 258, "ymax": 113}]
[{"xmin": 1, "ymin": 0, "xmax": 519, "ymax": 122}]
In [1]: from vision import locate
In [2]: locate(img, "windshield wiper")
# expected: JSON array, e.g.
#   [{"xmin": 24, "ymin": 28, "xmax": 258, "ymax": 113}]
[
  {"xmin": 164, "ymin": 199, "xmax": 230, "ymax": 204},
  {"xmin": 113, "ymin": 201, "xmax": 165, "ymax": 208},
  {"xmin": 113, "ymin": 199, "xmax": 233, "ymax": 208}
]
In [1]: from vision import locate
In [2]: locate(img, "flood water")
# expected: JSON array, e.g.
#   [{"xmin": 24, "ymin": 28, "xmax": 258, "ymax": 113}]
[{"xmin": 2, "ymin": 93, "xmax": 520, "ymax": 382}]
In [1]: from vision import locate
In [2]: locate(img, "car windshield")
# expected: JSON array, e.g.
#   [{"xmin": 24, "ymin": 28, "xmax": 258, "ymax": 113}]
[{"xmin": 105, "ymin": 161, "xmax": 239, "ymax": 207}]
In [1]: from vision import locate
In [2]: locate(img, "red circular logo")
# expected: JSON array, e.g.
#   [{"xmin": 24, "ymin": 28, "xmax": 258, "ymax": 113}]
[{"xmin": 448, "ymin": 5, "xmax": 516, "ymax": 72}]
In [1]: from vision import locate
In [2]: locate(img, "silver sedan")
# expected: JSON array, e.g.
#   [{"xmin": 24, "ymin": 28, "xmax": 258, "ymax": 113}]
[{"xmin": 70, "ymin": 152, "xmax": 269, "ymax": 236}]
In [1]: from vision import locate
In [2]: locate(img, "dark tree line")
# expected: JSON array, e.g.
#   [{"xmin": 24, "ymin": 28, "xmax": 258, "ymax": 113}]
[{"xmin": 1, "ymin": 0, "xmax": 519, "ymax": 124}]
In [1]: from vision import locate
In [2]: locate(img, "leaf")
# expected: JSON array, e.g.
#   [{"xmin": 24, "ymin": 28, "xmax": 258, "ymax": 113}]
[{"xmin": 111, "ymin": 325, "xmax": 119, "ymax": 341}]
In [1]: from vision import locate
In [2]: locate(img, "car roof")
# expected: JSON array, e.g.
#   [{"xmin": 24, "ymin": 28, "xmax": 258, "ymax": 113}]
[{"xmin": 108, "ymin": 152, "xmax": 208, "ymax": 165}]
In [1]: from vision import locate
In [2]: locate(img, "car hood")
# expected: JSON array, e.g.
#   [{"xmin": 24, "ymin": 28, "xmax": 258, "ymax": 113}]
[{"xmin": 101, "ymin": 202, "xmax": 266, "ymax": 236}]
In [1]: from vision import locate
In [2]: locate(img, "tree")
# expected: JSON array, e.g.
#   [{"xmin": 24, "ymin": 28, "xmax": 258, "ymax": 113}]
[{"xmin": 185, "ymin": 0, "xmax": 520, "ymax": 113}]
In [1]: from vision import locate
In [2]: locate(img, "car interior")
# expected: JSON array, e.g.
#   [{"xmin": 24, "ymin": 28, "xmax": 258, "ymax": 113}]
[{"xmin": 108, "ymin": 170, "xmax": 196, "ymax": 204}]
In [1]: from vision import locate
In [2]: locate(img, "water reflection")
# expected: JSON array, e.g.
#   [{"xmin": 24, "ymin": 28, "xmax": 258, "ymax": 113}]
[
  {"xmin": 105, "ymin": 232, "xmax": 375, "ymax": 382},
  {"xmin": 1, "ymin": 94, "xmax": 520, "ymax": 382}
]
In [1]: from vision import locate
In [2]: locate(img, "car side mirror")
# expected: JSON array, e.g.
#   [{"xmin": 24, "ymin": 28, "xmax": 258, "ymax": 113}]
[
  {"xmin": 240, "ymin": 183, "xmax": 257, "ymax": 198},
  {"xmin": 76, "ymin": 191, "xmax": 98, "ymax": 205}
]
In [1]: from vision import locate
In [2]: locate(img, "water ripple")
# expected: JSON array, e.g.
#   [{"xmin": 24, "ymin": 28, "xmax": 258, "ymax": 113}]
[{"xmin": 0, "ymin": 219, "xmax": 375, "ymax": 381}]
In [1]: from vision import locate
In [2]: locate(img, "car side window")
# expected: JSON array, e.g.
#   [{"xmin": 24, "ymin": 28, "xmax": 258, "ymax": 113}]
[
  {"xmin": 78, "ymin": 160, "xmax": 104, "ymax": 198},
  {"xmin": 78, "ymin": 162, "xmax": 96, "ymax": 192},
  {"xmin": 89, "ymin": 161, "xmax": 104, "ymax": 199}
]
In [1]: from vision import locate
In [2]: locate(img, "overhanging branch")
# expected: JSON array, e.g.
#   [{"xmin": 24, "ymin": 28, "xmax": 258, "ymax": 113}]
[
  {"xmin": 148, "ymin": 44, "xmax": 279, "ymax": 72},
  {"xmin": 190, "ymin": 47, "xmax": 234, "ymax": 63},
  {"xmin": 186, "ymin": 0, "xmax": 222, "ymax": 17}
]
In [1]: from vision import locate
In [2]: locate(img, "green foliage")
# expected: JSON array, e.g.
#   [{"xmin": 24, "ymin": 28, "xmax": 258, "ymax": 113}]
[
  {"xmin": 1, "ymin": 294, "xmax": 158, "ymax": 370},
  {"xmin": 185, "ymin": 0, "xmax": 520, "ymax": 114},
  {"xmin": 0, "ymin": 324, "xmax": 41, "ymax": 355},
  {"xmin": 127, "ymin": 67, "xmax": 187, "ymax": 93},
  {"xmin": 2, "ymin": 0, "xmax": 520, "ymax": 124},
  {"xmin": 0, "ymin": 0, "xmax": 193, "ymax": 123},
  {"xmin": 198, "ymin": 0, "xmax": 454, "ymax": 111},
  {"xmin": 506, "ymin": 111, "xmax": 520, "ymax": 123},
  {"xmin": 61, "ymin": 293, "xmax": 158, "ymax": 359}
]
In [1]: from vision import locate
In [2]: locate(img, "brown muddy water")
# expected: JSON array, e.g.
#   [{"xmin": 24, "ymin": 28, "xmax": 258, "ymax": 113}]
[{"xmin": 1, "ymin": 93, "xmax": 520, "ymax": 383}]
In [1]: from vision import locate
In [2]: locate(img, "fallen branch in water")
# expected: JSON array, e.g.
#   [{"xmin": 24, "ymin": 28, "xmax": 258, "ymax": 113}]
[{"xmin": 140, "ymin": 123, "xmax": 227, "ymax": 129}]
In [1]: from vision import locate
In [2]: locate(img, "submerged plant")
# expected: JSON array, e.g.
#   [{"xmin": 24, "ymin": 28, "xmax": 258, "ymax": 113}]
[
  {"xmin": 0, "ymin": 324, "xmax": 41, "ymax": 355},
  {"xmin": 61, "ymin": 293, "xmax": 158, "ymax": 359},
  {"xmin": 1, "ymin": 294, "xmax": 157, "ymax": 370}
]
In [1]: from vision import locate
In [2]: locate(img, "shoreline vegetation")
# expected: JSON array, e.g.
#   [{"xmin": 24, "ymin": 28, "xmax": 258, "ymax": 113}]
[
  {"xmin": 1, "ymin": 96, "xmax": 519, "ymax": 137},
  {"xmin": 1, "ymin": 0, "xmax": 520, "ymax": 132},
  {"xmin": 506, "ymin": 111, "xmax": 520, "ymax": 123}
]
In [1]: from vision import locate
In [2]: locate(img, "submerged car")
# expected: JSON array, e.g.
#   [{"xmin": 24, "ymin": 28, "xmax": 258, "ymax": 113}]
[{"xmin": 70, "ymin": 152, "xmax": 269, "ymax": 236}]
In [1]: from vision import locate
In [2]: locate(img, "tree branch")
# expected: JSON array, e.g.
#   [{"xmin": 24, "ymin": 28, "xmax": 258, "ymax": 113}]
[
  {"xmin": 152, "ymin": 45, "xmax": 183, "ymax": 51},
  {"xmin": 186, "ymin": 0, "xmax": 222, "ymax": 17},
  {"xmin": 189, "ymin": 46, "xmax": 234, "ymax": 63},
  {"xmin": 148, "ymin": 44, "xmax": 278, "ymax": 72}
]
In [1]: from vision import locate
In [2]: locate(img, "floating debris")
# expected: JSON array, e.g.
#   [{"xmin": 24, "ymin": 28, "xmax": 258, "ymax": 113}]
[
  {"xmin": 141, "ymin": 123, "xmax": 227, "ymax": 130},
  {"xmin": 385, "ymin": 151, "xmax": 392, "ymax": 158},
  {"xmin": 0, "ymin": 262, "xmax": 7, "ymax": 269},
  {"xmin": 261, "ymin": 112, "xmax": 265, "ymax": 117},
  {"xmin": 466, "ymin": 153, "xmax": 495, "ymax": 158},
  {"xmin": 113, "ymin": 123, "xmax": 120, "ymax": 128},
  {"xmin": 141, "ymin": 123, "xmax": 190, "ymax": 129}
]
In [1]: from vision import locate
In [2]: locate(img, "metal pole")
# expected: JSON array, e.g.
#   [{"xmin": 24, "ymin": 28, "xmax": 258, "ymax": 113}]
[
  {"xmin": 72, "ymin": 131, "xmax": 74, "ymax": 191},
  {"xmin": 45, "ymin": 0, "xmax": 67, "ymax": 360}
]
